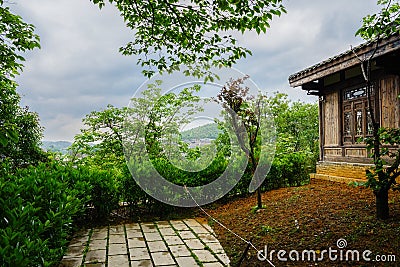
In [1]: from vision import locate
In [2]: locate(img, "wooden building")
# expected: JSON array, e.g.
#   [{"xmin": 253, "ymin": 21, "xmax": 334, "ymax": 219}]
[{"xmin": 289, "ymin": 35, "xmax": 400, "ymax": 182}]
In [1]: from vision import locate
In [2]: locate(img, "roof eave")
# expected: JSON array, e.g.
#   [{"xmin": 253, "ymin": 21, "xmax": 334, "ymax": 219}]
[{"xmin": 288, "ymin": 34, "xmax": 400, "ymax": 88}]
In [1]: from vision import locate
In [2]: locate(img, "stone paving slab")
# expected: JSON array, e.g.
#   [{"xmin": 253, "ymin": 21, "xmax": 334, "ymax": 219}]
[{"xmin": 59, "ymin": 218, "xmax": 230, "ymax": 267}]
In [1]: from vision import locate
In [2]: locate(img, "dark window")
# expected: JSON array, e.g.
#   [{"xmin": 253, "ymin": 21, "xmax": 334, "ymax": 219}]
[
  {"xmin": 367, "ymin": 111, "xmax": 374, "ymax": 135},
  {"xmin": 342, "ymin": 84, "xmax": 374, "ymax": 144},
  {"xmin": 356, "ymin": 110, "xmax": 363, "ymax": 136},
  {"xmin": 344, "ymin": 112, "xmax": 351, "ymax": 136},
  {"xmin": 344, "ymin": 86, "xmax": 367, "ymax": 100}
]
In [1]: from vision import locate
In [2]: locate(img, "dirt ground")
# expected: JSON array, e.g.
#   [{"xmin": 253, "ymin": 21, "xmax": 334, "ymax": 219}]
[
  {"xmin": 100, "ymin": 178, "xmax": 399, "ymax": 267},
  {"xmin": 203, "ymin": 178, "xmax": 400, "ymax": 267}
]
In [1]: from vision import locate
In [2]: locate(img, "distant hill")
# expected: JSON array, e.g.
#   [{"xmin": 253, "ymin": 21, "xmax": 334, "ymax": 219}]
[
  {"xmin": 41, "ymin": 141, "xmax": 72, "ymax": 154},
  {"xmin": 41, "ymin": 124, "xmax": 220, "ymax": 153},
  {"xmin": 180, "ymin": 123, "xmax": 220, "ymax": 140}
]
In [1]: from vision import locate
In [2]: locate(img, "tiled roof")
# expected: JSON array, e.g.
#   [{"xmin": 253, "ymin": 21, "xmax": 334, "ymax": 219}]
[
  {"xmin": 288, "ymin": 34, "xmax": 400, "ymax": 86},
  {"xmin": 288, "ymin": 41, "xmax": 372, "ymax": 81}
]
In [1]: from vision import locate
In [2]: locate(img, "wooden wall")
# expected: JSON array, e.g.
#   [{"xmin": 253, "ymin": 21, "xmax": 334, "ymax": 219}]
[
  {"xmin": 321, "ymin": 74, "xmax": 400, "ymax": 164},
  {"xmin": 323, "ymin": 91, "xmax": 340, "ymax": 146},
  {"xmin": 380, "ymin": 75, "xmax": 400, "ymax": 129}
]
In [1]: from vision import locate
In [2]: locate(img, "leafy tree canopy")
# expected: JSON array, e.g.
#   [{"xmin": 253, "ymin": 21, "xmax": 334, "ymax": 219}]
[
  {"xmin": 0, "ymin": 1, "xmax": 44, "ymax": 167},
  {"xmin": 0, "ymin": 0, "xmax": 40, "ymax": 83},
  {"xmin": 356, "ymin": 0, "xmax": 400, "ymax": 40},
  {"xmin": 91, "ymin": 0, "xmax": 285, "ymax": 78}
]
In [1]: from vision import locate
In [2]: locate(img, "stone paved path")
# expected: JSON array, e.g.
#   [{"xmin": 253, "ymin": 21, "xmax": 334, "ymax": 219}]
[{"xmin": 59, "ymin": 218, "xmax": 230, "ymax": 267}]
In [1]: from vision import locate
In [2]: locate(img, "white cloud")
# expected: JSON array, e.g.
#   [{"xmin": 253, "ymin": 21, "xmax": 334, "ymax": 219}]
[{"xmin": 42, "ymin": 114, "xmax": 84, "ymax": 142}]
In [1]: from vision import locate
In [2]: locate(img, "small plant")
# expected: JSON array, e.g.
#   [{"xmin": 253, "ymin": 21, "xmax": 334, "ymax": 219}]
[
  {"xmin": 207, "ymin": 218, "xmax": 215, "ymax": 228},
  {"xmin": 259, "ymin": 225, "xmax": 275, "ymax": 236},
  {"xmin": 288, "ymin": 194, "xmax": 301, "ymax": 203},
  {"xmin": 348, "ymin": 181, "xmax": 366, "ymax": 188},
  {"xmin": 251, "ymin": 204, "xmax": 267, "ymax": 213},
  {"xmin": 190, "ymin": 251, "xmax": 203, "ymax": 267},
  {"xmin": 293, "ymin": 186, "xmax": 310, "ymax": 192}
]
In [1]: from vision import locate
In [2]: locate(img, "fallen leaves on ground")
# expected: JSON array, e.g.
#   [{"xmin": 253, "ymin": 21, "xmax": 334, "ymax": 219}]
[{"xmin": 204, "ymin": 179, "xmax": 400, "ymax": 267}]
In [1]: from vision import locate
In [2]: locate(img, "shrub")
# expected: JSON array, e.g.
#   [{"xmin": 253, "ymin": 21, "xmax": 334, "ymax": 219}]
[
  {"xmin": 119, "ymin": 164, "xmax": 149, "ymax": 211},
  {"xmin": 0, "ymin": 161, "xmax": 89, "ymax": 266},
  {"xmin": 86, "ymin": 167, "xmax": 120, "ymax": 218},
  {"xmin": 262, "ymin": 152, "xmax": 313, "ymax": 191},
  {"xmin": 0, "ymin": 160, "xmax": 123, "ymax": 266}
]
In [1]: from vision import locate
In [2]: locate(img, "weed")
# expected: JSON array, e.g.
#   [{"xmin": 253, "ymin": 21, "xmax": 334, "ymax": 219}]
[
  {"xmin": 208, "ymin": 218, "xmax": 215, "ymax": 228},
  {"xmin": 190, "ymin": 251, "xmax": 203, "ymax": 267},
  {"xmin": 251, "ymin": 205, "xmax": 267, "ymax": 213},
  {"xmin": 258, "ymin": 225, "xmax": 276, "ymax": 236},
  {"xmin": 348, "ymin": 181, "xmax": 366, "ymax": 188},
  {"xmin": 292, "ymin": 186, "xmax": 310, "ymax": 192},
  {"xmin": 288, "ymin": 194, "xmax": 301, "ymax": 203}
]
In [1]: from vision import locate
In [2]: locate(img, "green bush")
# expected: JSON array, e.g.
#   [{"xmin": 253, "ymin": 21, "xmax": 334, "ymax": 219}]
[
  {"xmin": 0, "ymin": 161, "xmax": 89, "ymax": 266},
  {"xmin": 119, "ymin": 164, "xmax": 149, "ymax": 211},
  {"xmin": 86, "ymin": 167, "xmax": 120, "ymax": 218},
  {"xmin": 0, "ymin": 160, "xmax": 124, "ymax": 266},
  {"xmin": 263, "ymin": 152, "xmax": 313, "ymax": 191}
]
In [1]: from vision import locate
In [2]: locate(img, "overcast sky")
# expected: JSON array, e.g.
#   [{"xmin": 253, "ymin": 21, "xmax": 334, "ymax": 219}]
[{"xmin": 10, "ymin": 0, "xmax": 380, "ymax": 141}]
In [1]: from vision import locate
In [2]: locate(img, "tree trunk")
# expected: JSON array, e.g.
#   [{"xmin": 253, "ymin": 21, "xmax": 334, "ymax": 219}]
[
  {"xmin": 257, "ymin": 187, "xmax": 262, "ymax": 209},
  {"xmin": 375, "ymin": 188, "xmax": 389, "ymax": 220}
]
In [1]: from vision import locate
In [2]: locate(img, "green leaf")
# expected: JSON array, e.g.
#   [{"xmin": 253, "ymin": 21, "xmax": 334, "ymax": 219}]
[{"xmin": 90, "ymin": 0, "xmax": 285, "ymax": 78}]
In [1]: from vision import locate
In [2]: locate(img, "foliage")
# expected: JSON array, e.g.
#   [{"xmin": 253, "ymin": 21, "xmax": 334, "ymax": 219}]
[
  {"xmin": 90, "ymin": 0, "xmax": 285, "ymax": 78},
  {"xmin": 264, "ymin": 152, "xmax": 313, "ymax": 190},
  {"xmin": 215, "ymin": 79, "xmax": 318, "ymax": 207},
  {"xmin": 143, "ymin": 83, "xmax": 203, "ymax": 158},
  {"xmin": 356, "ymin": 0, "xmax": 400, "ymax": 41},
  {"xmin": 70, "ymin": 103, "xmax": 143, "ymax": 215},
  {"xmin": 150, "ymin": 154, "xmax": 228, "ymax": 187},
  {"xmin": 0, "ymin": 161, "xmax": 90, "ymax": 266},
  {"xmin": 356, "ymin": 0, "xmax": 400, "ymax": 219},
  {"xmin": 364, "ymin": 128, "xmax": 400, "ymax": 196},
  {"xmin": 1, "ymin": 106, "xmax": 47, "ymax": 168},
  {"xmin": 0, "ymin": 159, "xmax": 126, "ymax": 266},
  {"xmin": 70, "ymin": 81, "xmax": 318, "ymax": 215},
  {"xmin": 70, "ymin": 104, "xmax": 127, "ymax": 165},
  {"xmin": 0, "ymin": 1, "xmax": 40, "ymax": 81},
  {"xmin": 270, "ymin": 94, "xmax": 319, "ymax": 173},
  {"xmin": 71, "ymin": 81, "xmax": 205, "ymax": 212},
  {"xmin": 0, "ymin": 1, "xmax": 44, "ymax": 168},
  {"xmin": 266, "ymin": 93, "xmax": 319, "ymax": 154},
  {"xmin": 0, "ymin": 93, "xmax": 46, "ymax": 168},
  {"xmin": 71, "ymin": 81, "xmax": 203, "ymax": 162},
  {"xmin": 82, "ymin": 165, "xmax": 121, "ymax": 218},
  {"xmin": 214, "ymin": 91, "xmax": 318, "ymax": 195}
]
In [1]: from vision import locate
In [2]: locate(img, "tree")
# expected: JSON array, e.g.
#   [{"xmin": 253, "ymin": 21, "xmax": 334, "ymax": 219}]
[
  {"xmin": 356, "ymin": 0, "xmax": 400, "ymax": 40},
  {"xmin": 71, "ymin": 82, "xmax": 205, "ymax": 210},
  {"xmin": 355, "ymin": 0, "xmax": 400, "ymax": 219},
  {"xmin": 0, "ymin": 1, "xmax": 44, "ymax": 167},
  {"xmin": 265, "ymin": 93, "xmax": 319, "ymax": 156},
  {"xmin": 91, "ymin": 0, "xmax": 285, "ymax": 79},
  {"xmin": 215, "ymin": 76, "xmax": 270, "ymax": 209},
  {"xmin": 70, "ymin": 104, "xmax": 128, "ymax": 166},
  {"xmin": 71, "ymin": 81, "xmax": 203, "ymax": 165}
]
